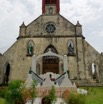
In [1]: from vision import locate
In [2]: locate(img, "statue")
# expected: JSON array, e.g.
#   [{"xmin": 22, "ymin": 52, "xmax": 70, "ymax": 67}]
[
  {"xmin": 28, "ymin": 44, "xmax": 33, "ymax": 54},
  {"xmin": 68, "ymin": 44, "xmax": 74, "ymax": 54}
]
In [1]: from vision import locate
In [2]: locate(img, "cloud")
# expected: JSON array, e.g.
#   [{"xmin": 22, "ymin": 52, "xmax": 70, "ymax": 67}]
[
  {"xmin": 61, "ymin": 0, "xmax": 71, "ymax": 4},
  {"xmin": 0, "ymin": 0, "xmax": 103, "ymax": 53},
  {"xmin": 0, "ymin": 0, "xmax": 41, "ymax": 53},
  {"xmin": 61, "ymin": 0, "xmax": 103, "ymax": 53}
]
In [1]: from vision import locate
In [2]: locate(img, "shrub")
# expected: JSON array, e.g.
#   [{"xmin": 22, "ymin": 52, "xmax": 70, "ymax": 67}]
[
  {"xmin": 49, "ymin": 86, "xmax": 57, "ymax": 104},
  {"xmin": 0, "ymin": 80, "xmax": 38, "ymax": 104},
  {"xmin": 66, "ymin": 92, "xmax": 86, "ymax": 104},
  {"xmin": 44, "ymin": 86, "xmax": 57, "ymax": 104},
  {"xmin": 29, "ymin": 80, "xmax": 37, "ymax": 104},
  {"xmin": 22, "ymin": 89, "xmax": 31, "ymax": 103},
  {"xmin": 44, "ymin": 95, "xmax": 51, "ymax": 104},
  {"xmin": 0, "ymin": 86, "xmax": 7, "ymax": 98},
  {"xmin": 22, "ymin": 80, "xmax": 38, "ymax": 104},
  {"xmin": 5, "ymin": 80, "xmax": 25, "ymax": 104}
]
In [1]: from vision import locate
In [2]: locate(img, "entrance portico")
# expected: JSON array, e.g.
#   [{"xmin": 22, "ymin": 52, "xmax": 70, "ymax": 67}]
[{"xmin": 32, "ymin": 49, "xmax": 68, "ymax": 74}]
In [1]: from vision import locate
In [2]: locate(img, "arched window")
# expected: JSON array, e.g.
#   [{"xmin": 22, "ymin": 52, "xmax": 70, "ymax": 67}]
[
  {"xmin": 27, "ymin": 40, "xmax": 34, "ymax": 55},
  {"xmin": 67, "ymin": 40, "xmax": 74, "ymax": 55},
  {"xmin": 91, "ymin": 63, "xmax": 97, "ymax": 79},
  {"xmin": 4, "ymin": 63, "xmax": 10, "ymax": 84}
]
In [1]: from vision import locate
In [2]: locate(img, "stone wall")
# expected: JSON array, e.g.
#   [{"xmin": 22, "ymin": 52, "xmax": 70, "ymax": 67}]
[
  {"xmin": 3, "ymin": 36, "xmax": 100, "ymax": 82},
  {"xmin": 99, "ymin": 53, "xmax": 103, "ymax": 82},
  {"xmin": 36, "ymin": 87, "xmax": 77, "ymax": 97},
  {"xmin": 25, "ymin": 15, "xmax": 75, "ymax": 37},
  {"xmin": 84, "ymin": 41, "xmax": 100, "ymax": 80},
  {"xmin": 0, "ymin": 53, "xmax": 3, "ymax": 83}
]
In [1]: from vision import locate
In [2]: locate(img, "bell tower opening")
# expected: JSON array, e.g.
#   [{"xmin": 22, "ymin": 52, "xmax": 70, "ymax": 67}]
[
  {"xmin": 42, "ymin": 0, "xmax": 60, "ymax": 14},
  {"xmin": 45, "ymin": 0, "xmax": 57, "ymax": 4}
]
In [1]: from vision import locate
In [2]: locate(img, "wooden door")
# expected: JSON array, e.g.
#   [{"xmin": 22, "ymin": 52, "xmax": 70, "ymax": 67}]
[{"xmin": 43, "ymin": 56, "xmax": 59, "ymax": 74}]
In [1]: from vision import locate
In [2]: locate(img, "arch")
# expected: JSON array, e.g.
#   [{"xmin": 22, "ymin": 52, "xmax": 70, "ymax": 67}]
[
  {"xmin": 67, "ymin": 40, "xmax": 74, "ymax": 55},
  {"xmin": 44, "ymin": 45, "xmax": 58, "ymax": 53},
  {"xmin": 36, "ymin": 49, "xmax": 63, "ymax": 60},
  {"xmin": 27, "ymin": 40, "xmax": 34, "ymax": 55},
  {"xmin": 4, "ymin": 63, "xmax": 10, "ymax": 83}
]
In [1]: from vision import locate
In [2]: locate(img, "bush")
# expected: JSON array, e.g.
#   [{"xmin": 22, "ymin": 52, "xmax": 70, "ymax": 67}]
[
  {"xmin": 66, "ymin": 92, "xmax": 86, "ymax": 104},
  {"xmin": 22, "ymin": 80, "xmax": 38, "ymax": 104},
  {"xmin": 0, "ymin": 80, "xmax": 38, "ymax": 104},
  {"xmin": 29, "ymin": 80, "xmax": 37, "ymax": 104},
  {"xmin": 0, "ymin": 86, "xmax": 7, "ymax": 98},
  {"xmin": 44, "ymin": 95, "xmax": 51, "ymax": 104},
  {"xmin": 49, "ymin": 86, "xmax": 57, "ymax": 104},
  {"xmin": 44, "ymin": 86, "xmax": 57, "ymax": 104},
  {"xmin": 5, "ymin": 80, "xmax": 24, "ymax": 104}
]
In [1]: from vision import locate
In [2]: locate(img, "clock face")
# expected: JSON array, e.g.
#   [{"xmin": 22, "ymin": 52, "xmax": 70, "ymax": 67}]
[{"xmin": 45, "ymin": 23, "xmax": 56, "ymax": 33}]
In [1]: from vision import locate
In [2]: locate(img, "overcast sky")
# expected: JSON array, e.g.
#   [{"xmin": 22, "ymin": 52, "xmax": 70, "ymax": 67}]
[{"xmin": 0, "ymin": 0, "xmax": 103, "ymax": 54}]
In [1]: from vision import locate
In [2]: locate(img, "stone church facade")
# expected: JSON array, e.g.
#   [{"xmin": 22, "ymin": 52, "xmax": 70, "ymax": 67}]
[{"xmin": 0, "ymin": 0, "xmax": 103, "ymax": 84}]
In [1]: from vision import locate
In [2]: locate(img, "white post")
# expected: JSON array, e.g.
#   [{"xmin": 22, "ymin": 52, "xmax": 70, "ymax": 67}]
[
  {"xmin": 32, "ymin": 55, "xmax": 36, "ymax": 73},
  {"xmin": 63, "ymin": 55, "xmax": 68, "ymax": 72}
]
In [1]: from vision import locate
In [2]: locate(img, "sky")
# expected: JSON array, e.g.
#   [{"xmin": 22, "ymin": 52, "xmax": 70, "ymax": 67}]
[{"xmin": 0, "ymin": 0, "xmax": 103, "ymax": 54}]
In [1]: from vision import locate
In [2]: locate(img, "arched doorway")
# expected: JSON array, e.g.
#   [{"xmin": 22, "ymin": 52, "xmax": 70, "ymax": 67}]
[
  {"xmin": 4, "ymin": 63, "xmax": 10, "ymax": 83},
  {"xmin": 43, "ymin": 45, "xmax": 59, "ymax": 74}
]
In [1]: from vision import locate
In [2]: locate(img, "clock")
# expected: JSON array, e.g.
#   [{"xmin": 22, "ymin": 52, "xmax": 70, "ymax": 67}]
[{"xmin": 45, "ymin": 23, "xmax": 56, "ymax": 33}]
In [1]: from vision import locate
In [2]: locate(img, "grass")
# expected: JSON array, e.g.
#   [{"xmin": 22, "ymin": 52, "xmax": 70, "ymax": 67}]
[
  {"xmin": 83, "ymin": 87, "xmax": 103, "ymax": 104},
  {"xmin": 0, "ymin": 98, "xmax": 7, "ymax": 104}
]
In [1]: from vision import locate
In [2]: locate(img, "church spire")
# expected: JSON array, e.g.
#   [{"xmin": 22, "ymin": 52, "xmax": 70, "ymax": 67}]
[{"xmin": 42, "ymin": 0, "xmax": 60, "ymax": 14}]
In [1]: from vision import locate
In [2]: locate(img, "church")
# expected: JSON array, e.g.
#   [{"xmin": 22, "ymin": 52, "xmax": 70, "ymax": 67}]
[{"xmin": 0, "ymin": 0, "xmax": 103, "ymax": 85}]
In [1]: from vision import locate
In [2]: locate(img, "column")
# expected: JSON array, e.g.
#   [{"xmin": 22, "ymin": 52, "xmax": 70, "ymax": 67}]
[
  {"xmin": 63, "ymin": 55, "xmax": 68, "ymax": 72},
  {"xmin": 32, "ymin": 55, "xmax": 36, "ymax": 73}
]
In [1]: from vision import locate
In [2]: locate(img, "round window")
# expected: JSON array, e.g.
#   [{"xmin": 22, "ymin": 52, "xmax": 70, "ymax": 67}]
[{"xmin": 45, "ymin": 23, "xmax": 56, "ymax": 33}]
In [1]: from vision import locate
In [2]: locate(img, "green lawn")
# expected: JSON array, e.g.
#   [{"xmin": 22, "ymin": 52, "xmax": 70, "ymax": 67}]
[
  {"xmin": 0, "ymin": 98, "xmax": 7, "ymax": 104},
  {"xmin": 84, "ymin": 87, "xmax": 103, "ymax": 104}
]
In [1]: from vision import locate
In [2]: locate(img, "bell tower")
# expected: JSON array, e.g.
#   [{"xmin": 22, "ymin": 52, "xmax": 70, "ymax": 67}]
[{"xmin": 42, "ymin": 0, "xmax": 60, "ymax": 15}]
